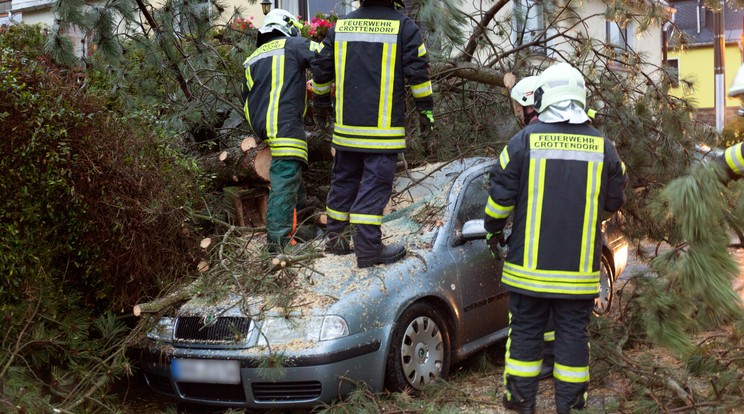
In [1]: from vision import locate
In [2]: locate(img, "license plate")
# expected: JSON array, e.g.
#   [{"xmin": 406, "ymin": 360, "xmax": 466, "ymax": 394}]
[{"xmin": 172, "ymin": 359, "xmax": 241, "ymax": 384}]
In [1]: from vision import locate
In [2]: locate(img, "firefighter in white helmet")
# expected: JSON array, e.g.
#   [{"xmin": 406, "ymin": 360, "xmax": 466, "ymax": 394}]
[
  {"xmin": 510, "ymin": 75, "xmax": 539, "ymax": 127},
  {"xmin": 485, "ymin": 62, "xmax": 627, "ymax": 413},
  {"xmin": 241, "ymin": 9, "xmax": 323, "ymax": 251}
]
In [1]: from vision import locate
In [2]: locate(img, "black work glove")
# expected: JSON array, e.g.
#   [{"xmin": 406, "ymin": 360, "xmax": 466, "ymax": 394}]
[
  {"xmin": 313, "ymin": 105, "xmax": 333, "ymax": 131},
  {"xmin": 486, "ymin": 231, "xmax": 508, "ymax": 260},
  {"xmin": 419, "ymin": 110, "xmax": 435, "ymax": 156},
  {"xmin": 419, "ymin": 110, "xmax": 435, "ymax": 135}
]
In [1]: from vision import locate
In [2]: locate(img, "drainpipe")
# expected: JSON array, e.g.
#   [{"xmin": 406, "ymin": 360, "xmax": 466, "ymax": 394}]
[
  {"xmin": 714, "ymin": 0, "xmax": 725, "ymax": 132},
  {"xmin": 662, "ymin": 21, "xmax": 672, "ymax": 65}
]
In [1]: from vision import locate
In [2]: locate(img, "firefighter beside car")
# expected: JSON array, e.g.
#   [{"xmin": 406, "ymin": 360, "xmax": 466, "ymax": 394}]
[
  {"xmin": 485, "ymin": 63, "xmax": 628, "ymax": 414},
  {"xmin": 311, "ymin": 0, "xmax": 434, "ymax": 268},
  {"xmin": 241, "ymin": 9, "xmax": 322, "ymax": 251}
]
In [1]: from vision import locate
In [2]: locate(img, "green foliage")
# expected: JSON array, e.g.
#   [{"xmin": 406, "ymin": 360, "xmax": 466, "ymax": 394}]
[
  {"xmin": 641, "ymin": 162, "xmax": 743, "ymax": 354},
  {"xmin": 415, "ymin": 0, "xmax": 466, "ymax": 55},
  {"xmin": 0, "ymin": 32, "xmax": 204, "ymax": 307},
  {"xmin": 0, "ymin": 25, "xmax": 204, "ymax": 411},
  {"xmin": 0, "ymin": 23, "xmax": 46, "ymax": 58},
  {"xmin": 721, "ymin": 115, "xmax": 744, "ymax": 148}
]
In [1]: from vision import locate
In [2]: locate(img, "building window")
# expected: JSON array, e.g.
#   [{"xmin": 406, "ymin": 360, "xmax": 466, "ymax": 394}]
[
  {"xmin": 308, "ymin": 0, "xmax": 353, "ymax": 17},
  {"xmin": 606, "ymin": 21, "xmax": 630, "ymax": 50},
  {"xmin": 513, "ymin": 0, "xmax": 546, "ymax": 55},
  {"xmin": 0, "ymin": 0, "xmax": 11, "ymax": 14},
  {"xmin": 275, "ymin": 0, "xmax": 352, "ymax": 20},
  {"xmin": 277, "ymin": 0, "xmax": 306, "ymax": 19},
  {"xmin": 666, "ymin": 58, "xmax": 680, "ymax": 87}
]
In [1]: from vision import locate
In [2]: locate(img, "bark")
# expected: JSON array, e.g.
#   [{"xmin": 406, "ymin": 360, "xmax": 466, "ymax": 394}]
[
  {"xmin": 133, "ymin": 287, "xmax": 197, "ymax": 316},
  {"xmin": 460, "ymin": 0, "xmax": 511, "ymax": 62},
  {"xmin": 202, "ymin": 144, "xmax": 272, "ymax": 186},
  {"xmin": 431, "ymin": 61, "xmax": 508, "ymax": 87}
]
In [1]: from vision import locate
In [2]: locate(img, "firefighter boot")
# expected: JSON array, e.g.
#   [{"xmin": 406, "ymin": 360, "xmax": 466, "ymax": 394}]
[
  {"xmin": 357, "ymin": 243, "xmax": 406, "ymax": 268},
  {"xmin": 557, "ymin": 384, "xmax": 587, "ymax": 413},
  {"xmin": 503, "ymin": 374, "xmax": 536, "ymax": 414},
  {"xmin": 502, "ymin": 393, "xmax": 536, "ymax": 414}
]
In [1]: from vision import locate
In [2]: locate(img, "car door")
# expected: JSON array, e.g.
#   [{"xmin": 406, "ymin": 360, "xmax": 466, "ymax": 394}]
[{"xmin": 448, "ymin": 167, "xmax": 509, "ymax": 344}]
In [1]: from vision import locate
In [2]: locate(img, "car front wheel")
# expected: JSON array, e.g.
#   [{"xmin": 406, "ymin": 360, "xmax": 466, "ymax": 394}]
[
  {"xmin": 594, "ymin": 254, "xmax": 614, "ymax": 315},
  {"xmin": 385, "ymin": 302, "xmax": 450, "ymax": 391}
]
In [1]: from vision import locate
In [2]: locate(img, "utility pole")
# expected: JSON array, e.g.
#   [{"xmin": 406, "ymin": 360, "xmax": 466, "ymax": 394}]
[{"xmin": 713, "ymin": 0, "xmax": 725, "ymax": 132}]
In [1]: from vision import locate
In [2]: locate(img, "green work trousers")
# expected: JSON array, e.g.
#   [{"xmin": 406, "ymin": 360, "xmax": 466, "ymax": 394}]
[{"xmin": 266, "ymin": 159, "xmax": 306, "ymax": 246}]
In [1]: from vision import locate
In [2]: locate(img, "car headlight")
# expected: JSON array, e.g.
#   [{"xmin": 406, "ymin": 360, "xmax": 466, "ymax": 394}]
[
  {"xmin": 320, "ymin": 315, "xmax": 349, "ymax": 341},
  {"xmin": 146, "ymin": 317, "xmax": 174, "ymax": 342},
  {"xmin": 257, "ymin": 315, "xmax": 349, "ymax": 346}
]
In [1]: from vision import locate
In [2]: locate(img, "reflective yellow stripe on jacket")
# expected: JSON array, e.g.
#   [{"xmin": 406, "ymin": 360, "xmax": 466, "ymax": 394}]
[
  {"xmin": 266, "ymin": 137, "xmax": 308, "ymax": 161},
  {"xmin": 502, "ymin": 256, "xmax": 600, "ymax": 295},
  {"xmin": 485, "ymin": 196, "xmax": 513, "ymax": 219},
  {"xmin": 725, "ymin": 142, "xmax": 744, "ymax": 175}
]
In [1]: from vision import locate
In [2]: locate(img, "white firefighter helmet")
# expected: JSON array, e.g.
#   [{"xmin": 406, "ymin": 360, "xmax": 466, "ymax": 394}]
[
  {"xmin": 729, "ymin": 63, "xmax": 744, "ymax": 98},
  {"xmin": 510, "ymin": 75, "xmax": 539, "ymax": 107},
  {"xmin": 533, "ymin": 62, "xmax": 586, "ymax": 113},
  {"xmin": 259, "ymin": 8, "xmax": 302, "ymax": 37}
]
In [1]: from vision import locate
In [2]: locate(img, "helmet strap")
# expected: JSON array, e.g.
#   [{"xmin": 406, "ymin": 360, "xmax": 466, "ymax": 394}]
[
  {"xmin": 533, "ymin": 87, "xmax": 544, "ymax": 112},
  {"xmin": 523, "ymin": 107, "xmax": 538, "ymax": 125}
]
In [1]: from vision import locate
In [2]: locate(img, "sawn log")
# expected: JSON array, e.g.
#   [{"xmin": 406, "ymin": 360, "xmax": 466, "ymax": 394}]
[{"xmin": 202, "ymin": 142, "xmax": 272, "ymax": 186}]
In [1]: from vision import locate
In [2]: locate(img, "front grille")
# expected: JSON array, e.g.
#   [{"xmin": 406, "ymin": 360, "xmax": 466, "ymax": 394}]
[
  {"xmin": 145, "ymin": 373, "xmax": 174, "ymax": 395},
  {"xmin": 252, "ymin": 381, "xmax": 322, "ymax": 402},
  {"xmin": 178, "ymin": 382, "xmax": 246, "ymax": 402},
  {"xmin": 174, "ymin": 316, "xmax": 251, "ymax": 341}
]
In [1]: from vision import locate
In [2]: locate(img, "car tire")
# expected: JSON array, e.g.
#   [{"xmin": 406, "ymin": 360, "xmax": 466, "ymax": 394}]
[
  {"xmin": 385, "ymin": 302, "xmax": 451, "ymax": 392},
  {"xmin": 593, "ymin": 254, "xmax": 614, "ymax": 316}
]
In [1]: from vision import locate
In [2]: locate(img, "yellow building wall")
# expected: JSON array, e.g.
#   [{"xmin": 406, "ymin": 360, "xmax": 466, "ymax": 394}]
[{"xmin": 669, "ymin": 44, "xmax": 742, "ymax": 109}]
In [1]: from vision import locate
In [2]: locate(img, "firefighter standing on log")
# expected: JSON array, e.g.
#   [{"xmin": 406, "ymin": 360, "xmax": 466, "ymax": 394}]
[
  {"xmin": 311, "ymin": 0, "xmax": 435, "ymax": 268},
  {"xmin": 241, "ymin": 9, "xmax": 323, "ymax": 252},
  {"xmin": 485, "ymin": 63, "xmax": 627, "ymax": 414}
]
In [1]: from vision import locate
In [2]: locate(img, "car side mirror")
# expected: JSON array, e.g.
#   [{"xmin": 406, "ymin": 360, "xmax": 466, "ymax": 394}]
[{"xmin": 454, "ymin": 219, "xmax": 488, "ymax": 246}]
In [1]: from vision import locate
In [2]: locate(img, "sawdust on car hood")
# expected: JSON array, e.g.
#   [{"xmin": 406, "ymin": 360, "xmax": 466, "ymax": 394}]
[{"xmin": 178, "ymin": 159, "xmax": 485, "ymax": 319}]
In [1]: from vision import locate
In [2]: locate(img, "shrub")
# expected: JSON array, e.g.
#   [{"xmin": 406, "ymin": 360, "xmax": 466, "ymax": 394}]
[
  {"xmin": 0, "ymin": 23, "xmax": 205, "ymax": 412},
  {"xmin": 0, "ymin": 25, "xmax": 204, "ymax": 309}
]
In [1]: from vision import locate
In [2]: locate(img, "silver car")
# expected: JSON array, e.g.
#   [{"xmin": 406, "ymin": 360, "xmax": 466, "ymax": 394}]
[{"xmin": 140, "ymin": 157, "xmax": 628, "ymax": 409}]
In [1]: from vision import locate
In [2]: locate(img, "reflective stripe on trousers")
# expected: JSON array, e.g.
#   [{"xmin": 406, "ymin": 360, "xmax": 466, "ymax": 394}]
[
  {"xmin": 325, "ymin": 150, "xmax": 397, "ymax": 255},
  {"xmin": 503, "ymin": 292, "xmax": 593, "ymax": 411}
]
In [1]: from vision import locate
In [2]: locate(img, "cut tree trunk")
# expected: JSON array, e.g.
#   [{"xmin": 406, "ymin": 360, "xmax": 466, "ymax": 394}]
[
  {"xmin": 202, "ymin": 143, "xmax": 272, "ymax": 186},
  {"xmin": 133, "ymin": 284, "xmax": 199, "ymax": 316}
]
